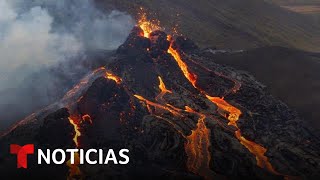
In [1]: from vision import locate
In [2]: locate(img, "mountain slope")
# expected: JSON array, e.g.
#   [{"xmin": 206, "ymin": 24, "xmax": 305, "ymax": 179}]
[
  {"xmin": 0, "ymin": 26, "xmax": 319, "ymax": 179},
  {"xmin": 265, "ymin": 0, "xmax": 320, "ymax": 6},
  {"xmin": 265, "ymin": 0, "xmax": 320, "ymax": 16},
  {"xmin": 95, "ymin": 0, "xmax": 320, "ymax": 52},
  {"xmin": 206, "ymin": 47, "xmax": 320, "ymax": 131}
]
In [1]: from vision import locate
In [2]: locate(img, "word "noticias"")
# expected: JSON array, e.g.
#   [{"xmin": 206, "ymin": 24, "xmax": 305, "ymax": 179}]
[{"xmin": 10, "ymin": 144, "xmax": 130, "ymax": 168}]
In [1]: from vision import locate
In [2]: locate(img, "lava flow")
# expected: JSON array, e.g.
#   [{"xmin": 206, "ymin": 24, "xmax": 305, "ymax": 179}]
[
  {"xmin": 167, "ymin": 36, "xmax": 198, "ymax": 88},
  {"xmin": 137, "ymin": 13, "xmax": 213, "ymax": 178},
  {"xmin": 180, "ymin": 48, "xmax": 280, "ymax": 174},
  {"xmin": 205, "ymin": 95, "xmax": 241, "ymax": 127},
  {"xmin": 65, "ymin": 69, "xmax": 121, "ymax": 179},
  {"xmin": 68, "ymin": 116, "xmax": 81, "ymax": 147},
  {"xmin": 82, "ymin": 114, "xmax": 93, "ymax": 124},
  {"xmin": 67, "ymin": 115, "xmax": 82, "ymax": 179},
  {"xmin": 184, "ymin": 107, "xmax": 214, "ymax": 179},
  {"xmin": 206, "ymin": 95, "xmax": 280, "ymax": 175},
  {"xmin": 156, "ymin": 76, "xmax": 172, "ymax": 101},
  {"xmin": 137, "ymin": 13, "xmax": 282, "ymax": 177},
  {"xmin": 66, "ymin": 152, "xmax": 81, "ymax": 180},
  {"xmin": 105, "ymin": 71, "xmax": 122, "ymax": 84},
  {"xmin": 134, "ymin": 94, "xmax": 190, "ymax": 140},
  {"xmin": 168, "ymin": 28, "xmax": 280, "ymax": 175},
  {"xmin": 134, "ymin": 94, "xmax": 183, "ymax": 117}
]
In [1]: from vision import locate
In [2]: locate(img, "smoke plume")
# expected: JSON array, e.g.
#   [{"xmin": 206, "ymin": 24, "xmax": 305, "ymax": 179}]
[{"xmin": 0, "ymin": 0, "xmax": 134, "ymax": 131}]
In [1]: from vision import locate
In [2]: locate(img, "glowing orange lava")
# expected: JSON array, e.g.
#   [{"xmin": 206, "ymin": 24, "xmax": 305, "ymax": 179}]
[
  {"xmin": 134, "ymin": 94, "xmax": 183, "ymax": 117},
  {"xmin": 66, "ymin": 152, "xmax": 81, "ymax": 180},
  {"xmin": 138, "ymin": 7, "xmax": 161, "ymax": 38},
  {"xmin": 63, "ymin": 68, "xmax": 119, "ymax": 179},
  {"xmin": 168, "ymin": 45, "xmax": 198, "ymax": 88},
  {"xmin": 235, "ymin": 131, "xmax": 280, "ymax": 175},
  {"xmin": 185, "ymin": 115, "xmax": 212, "ymax": 177},
  {"xmin": 68, "ymin": 117, "xmax": 81, "ymax": 147},
  {"xmin": 184, "ymin": 107, "xmax": 214, "ymax": 178},
  {"xmin": 67, "ymin": 116, "xmax": 82, "ymax": 179},
  {"xmin": 158, "ymin": 76, "xmax": 172, "ymax": 94},
  {"xmin": 105, "ymin": 72, "xmax": 122, "ymax": 84},
  {"xmin": 168, "ymin": 33, "xmax": 279, "ymax": 174},
  {"xmin": 156, "ymin": 76, "xmax": 172, "ymax": 101},
  {"xmin": 82, "ymin": 114, "xmax": 92, "ymax": 124},
  {"xmin": 137, "ymin": 15, "xmax": 282, "ymax": 177},
  {"xmin": 205, "ymin": 95, "xmax": 241, "ymax": 127},
  {"xmin": 137, "ymin": 16, "xmax": 212, "ymax": 177},
  {"xmin": 205, "ymin": 95, "xmax": 279, "ymax": 174}
]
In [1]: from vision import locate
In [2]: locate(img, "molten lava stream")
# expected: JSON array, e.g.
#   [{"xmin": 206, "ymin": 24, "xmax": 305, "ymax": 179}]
[
  {"xmin": 184, "ymin": 107, "xmax": 214, "ymax": 179},
  {"xmin": 134, "ymin": 95, "xmax": 188, "ymax": 139},
  {"xmin": 135, "ymin": 91, "xmax": 214, "ymax": 178},
  {"xmin": 67, "ymin": 116, "xmax": 82, "ymax": 179},
  {"xmin": 66, "ymin": 152, "xmax": 81, "ymax": 180},
  {"xmin": 156, "ymin": 76, "xmax": 172, "ymax": 101},
  {"xmin": 167, "ymin": 46, "xmax": 198, "ymax": 88},
  {"xmin": 138, "ymin": 18, "xmax": 213, "ymax": 177},
  {"xmin": 134, "ymin": 95, "xmax": 183, "ymax": 117},
  {"xmin": 105, "ymin": 71, "xmax": 122, "ymax": 84},
  {"xmin": 205, "ymin": 95, "xmax": 281, "ymax": 175},
  {"xmin": 67, "ymin": 113, "xmax": 96, "ymax": 179},
  {"xmin": 82, "ymin": 114, "xmax": 93, "ymax": 124},
  {"xmin": 62, "ymin": 68, "xmax": 121, "ymax": 179},
  {"xmin": 137, "ymin": 16, "xmax": 281, "ymax": 177},
  {"xmin": 167, "ymin": 33, "xmax": 281, "ymax": 175},
  {"xmin": 68, "ymin": 116, "xmax": 82, "ymax": 147}
]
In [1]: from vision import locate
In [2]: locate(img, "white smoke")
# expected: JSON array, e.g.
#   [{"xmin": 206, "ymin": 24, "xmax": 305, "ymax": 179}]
[
  {"xmin": 0, "ymin": 3, "xmax": 82, "ymax": 87},
  {"xmin": 0, "ymin": 0, "xmax": 134, "ymax": 131},
  {"xmin": 0, "ymin": 0, "xmax": 134, "ymax": 87}
]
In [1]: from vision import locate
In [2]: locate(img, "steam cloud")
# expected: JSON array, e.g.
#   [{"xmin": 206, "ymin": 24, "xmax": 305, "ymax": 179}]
[{"xmin": 0, "ymin": 0, "xmax": 134, "ymax": 131}]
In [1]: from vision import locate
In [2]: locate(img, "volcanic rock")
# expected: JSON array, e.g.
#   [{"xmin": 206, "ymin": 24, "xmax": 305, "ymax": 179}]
[
  {"xmin": 172, "ymin": 36, "xmax": 199, "ymax": 53},
  {"xmin": 0, "ymin": 27, "xmax": 319, "ymax": 179}
]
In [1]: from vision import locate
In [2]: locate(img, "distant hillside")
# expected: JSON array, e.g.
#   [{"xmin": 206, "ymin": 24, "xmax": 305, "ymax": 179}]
[
  {"xmin": 95, "ymin": 0, "xmax": 320, "ymax": 52},
  {"xmin": 209, "ymin": 47, "xmax": 320, "ymax": 130},
  {"xmin": 265, "ymin": 0, "xmax": 320, "ymax": 16},
  {"xmin": 265, "ymin": 0, "xmax": 320, "ymax": 6}
]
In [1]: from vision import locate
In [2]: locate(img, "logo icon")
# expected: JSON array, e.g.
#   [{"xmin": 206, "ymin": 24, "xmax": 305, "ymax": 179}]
[{"xmin": 10, "ymin": 144, "xmax": 34, "ymax": 168}]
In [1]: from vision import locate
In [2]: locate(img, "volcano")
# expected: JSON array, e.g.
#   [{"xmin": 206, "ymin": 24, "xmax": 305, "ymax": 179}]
[{"xmin": 0, "ymin": 19, "xmax": 319, "ymax": 179}]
